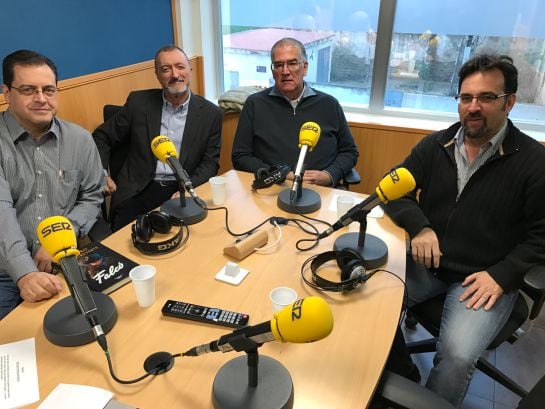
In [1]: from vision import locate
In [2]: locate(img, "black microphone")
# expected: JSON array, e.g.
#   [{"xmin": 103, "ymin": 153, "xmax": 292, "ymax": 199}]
[
  {"xmin": 182, "ymin": 296, "xmax": 333, "ymax": 356},
  {"xmin": 150, "ymin": 135, "xmax": 205, "ymax": 206},
  {"xmin": 291, "ymin": 122, "xmax": 321, "ymax": 199},
  {"xmin": 319, "ymin": 168, "xmax": 416, "ymax": 239},
  {"xmin": 37, "ymin": 216, "xmax": 108, "ymax": 351}
]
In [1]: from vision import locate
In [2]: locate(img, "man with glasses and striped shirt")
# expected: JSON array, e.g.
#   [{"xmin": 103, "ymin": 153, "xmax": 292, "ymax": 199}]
[{"xmin": 0, "ymin": 50, "xmax": 103, "ymax": 320}]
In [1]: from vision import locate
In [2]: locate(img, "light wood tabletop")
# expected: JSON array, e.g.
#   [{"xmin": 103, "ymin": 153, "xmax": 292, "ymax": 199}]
[{"xmin": 0, "ymin": 170, "xmax": 407, "ymax": 409}]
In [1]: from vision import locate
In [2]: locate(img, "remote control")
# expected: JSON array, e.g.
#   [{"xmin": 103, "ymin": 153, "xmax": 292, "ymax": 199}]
[{"xmin": 161, "ymin": 300, "xmax": 249, "ymax": 328}]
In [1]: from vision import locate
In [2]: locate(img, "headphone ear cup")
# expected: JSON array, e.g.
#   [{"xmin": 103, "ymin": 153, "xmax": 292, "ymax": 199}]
[
  {"xmin": 255, "ymin": 167, "xmax": 269, "ymax": 180},
  {"xmin": 135, "ymin": 214, "xmax": 152, "ymax": 242},
  {"xmin": 337, "ymin": 248, "xmax": 365, "ymax": 281},
  {"xmin": 148, "ymin": 211, "xmax": 172, "ymax": 234}
]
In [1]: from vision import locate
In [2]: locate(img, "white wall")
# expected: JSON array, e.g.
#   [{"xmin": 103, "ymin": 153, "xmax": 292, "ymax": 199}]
[{"xmin": 174, "ymin": 0, "xmax": 221, "ymax": 99}]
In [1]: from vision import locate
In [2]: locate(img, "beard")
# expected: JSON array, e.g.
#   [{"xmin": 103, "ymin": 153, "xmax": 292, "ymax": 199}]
[
  {"xmin": 462, "ymin": 115, "xmax": 489, "ymax": 140},
  {"xmin": 165, "ymin": 79, "xmax": 189, "ymax": 98}
]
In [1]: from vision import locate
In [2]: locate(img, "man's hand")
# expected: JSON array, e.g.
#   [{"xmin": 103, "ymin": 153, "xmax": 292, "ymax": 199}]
[
  {"xmin": 171, "ymin": 190, "xmax": 180, "ymax": 199},
  {"xmin": 460, "ymin": 271, "xmax": 504, "ymax": 311},
  {"xmin": 103, "ymin": 175, "xmax": 117, "ymax": 196},
  {"xmin": 17, "ymin": 272, "xmax": 62, "ymax": 302},
  {"xmin": 411, "ymin": 227, "xmax": 442, "ymax": 268},
  {"xmin": 302, "ymin": 170, "xmax": 332, "ymax": 186},
  {"xmin": 33, "ymin": 246, "xmax": 53, "ymax": 273}
]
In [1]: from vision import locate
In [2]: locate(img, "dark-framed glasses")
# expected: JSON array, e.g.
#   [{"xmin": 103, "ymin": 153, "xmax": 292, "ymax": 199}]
[
  {"xmin": 271, "ymin": 60, "xmax": 305, "ymax": 72},
  {"xmin": 10, "ymin": 85, "xmax": 58, "ymax": 97},
  {"xmin": 454, "ymin": 93, "xmax": 510, "ymax": 105}
]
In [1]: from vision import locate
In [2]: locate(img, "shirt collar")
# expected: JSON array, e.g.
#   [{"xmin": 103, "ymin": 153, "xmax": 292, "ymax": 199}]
[
  {"xmin": 269, "ymin": 82, "xmax": 316, "ymax": 101},
  {"xmin": 454, "ymin": 120, "xmax": 508, "ymax": 152},
  {"xmin": 3, "ymin": 109, "xmax": 59, "ymax": 143},
  {"xmin": 162, "ymin": 90, "xmax": 191, "ymax": 111}
]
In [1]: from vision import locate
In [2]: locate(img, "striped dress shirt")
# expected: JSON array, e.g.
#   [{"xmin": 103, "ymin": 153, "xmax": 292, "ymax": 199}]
[
  {"xmin": 0, "ymin": 110, "xmax": 103, "ymax": 282},
  {"xmin": 454, "ymin": 121, "xmax": 508, "ymax": 198}
]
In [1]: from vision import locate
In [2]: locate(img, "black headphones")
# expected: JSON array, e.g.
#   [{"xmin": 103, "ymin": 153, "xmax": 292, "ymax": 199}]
[
  {"xmin": 252, "ymin": 164, "xmax": 290, "ymax": 190},
  {"xmin": 131, "ymin": 211, "xmax": 188, "ymax": 255},
  {"xmin": 302, "ymin": 248, "xmax": 371, "ymax": 292}
]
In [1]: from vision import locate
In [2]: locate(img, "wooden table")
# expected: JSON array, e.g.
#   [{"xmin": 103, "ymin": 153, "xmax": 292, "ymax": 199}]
[{"xmin": 0, "ymin": 170, "xmax": 406, "ymax": 409}]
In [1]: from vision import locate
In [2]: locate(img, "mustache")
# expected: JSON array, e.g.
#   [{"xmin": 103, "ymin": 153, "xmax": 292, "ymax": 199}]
[{"xmin": 466, "ymin": 113, "xmax": 484, "ymax": 120}]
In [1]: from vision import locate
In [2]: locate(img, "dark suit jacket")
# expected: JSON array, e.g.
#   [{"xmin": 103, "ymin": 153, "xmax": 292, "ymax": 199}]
[{"xmin": 92, "ymin": 89, "xmax": 222, "ymax": 217}]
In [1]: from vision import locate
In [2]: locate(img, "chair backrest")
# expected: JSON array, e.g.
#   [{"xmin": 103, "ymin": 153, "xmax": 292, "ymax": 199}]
[{"xmin": 102, "ymin": 104, "xmax": 127, "ymax": 181}]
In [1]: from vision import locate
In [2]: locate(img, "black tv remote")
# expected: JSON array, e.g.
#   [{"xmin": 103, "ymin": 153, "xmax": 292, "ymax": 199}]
[{"xmin": 161, "ymin": 300, "xmax": 249, "ymax": 328}]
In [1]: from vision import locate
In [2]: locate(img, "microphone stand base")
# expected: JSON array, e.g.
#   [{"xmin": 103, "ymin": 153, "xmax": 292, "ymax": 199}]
[
  {"xmin": 277, "ymin": 188, "xmax": 321, "ymax": 214},
  {"xmin": 161, "ymin": 198, "xmax": 207, "ymax": 225},
  {"xmin": 334, "ymin": 233, "xmax": 388, "ymax": 269},
  {"xmin": 212, "ymin": 355, "xmax": 294, "ymax": 409},
  {"xmin": 43, "ymin": 292, "xmax": 117, "ymax": 347}
]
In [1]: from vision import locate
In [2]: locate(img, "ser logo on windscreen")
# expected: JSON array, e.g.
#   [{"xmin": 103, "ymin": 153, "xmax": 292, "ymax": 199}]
[{"xmin": 40, "ymin": 222, "xmax": 73, "ymax": 238}]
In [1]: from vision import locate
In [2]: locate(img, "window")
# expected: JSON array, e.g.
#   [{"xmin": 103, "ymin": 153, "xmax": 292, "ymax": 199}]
[{"xmin": 219, "ymin": 0, "xmax": 545, "ymax": 126}]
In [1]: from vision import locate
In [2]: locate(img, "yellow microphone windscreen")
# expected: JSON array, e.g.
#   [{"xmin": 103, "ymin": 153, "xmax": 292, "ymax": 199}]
[
  {"xmin": 151, "ymin": 135, "xmax": 179, "ymax": 163},
  {"xmin": 36, "ymin": 216, "xmax": 80, "ymax": 263},
  {"xmin": 298, "ymin": 122, "xmax": 321, "ymax": 150},
  {"xmin": 376, "ymin": 167, "xmax": 416, "ymax": 203},
  {"xmin": 271, "ymin": 296, "xmax": 333, "ymax": 343}
]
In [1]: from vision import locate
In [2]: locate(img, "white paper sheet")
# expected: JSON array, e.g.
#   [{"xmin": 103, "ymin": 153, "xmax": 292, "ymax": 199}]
[
  {"xmin": 38, "ymin": 384, "xmax": 113, "ymax": 409},
  {"xmin": 0, "ymin": 338, "xmax": 39, "ymax": 409},
  {"xmin": 329, "ymin": 194, "xmax": 384, "ymax": 218}
]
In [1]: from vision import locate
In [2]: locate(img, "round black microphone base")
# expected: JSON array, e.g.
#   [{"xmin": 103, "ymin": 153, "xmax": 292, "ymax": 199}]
[
  {"xmin": 212, "ymin": 355, "xmax": 294, "ymax": 409},
  {"xmin": 43, "ymin": 292, "xmax": 117, "ymax": 347},
  {"xmin": 277, "ymin": 188, "xmax": 321, "ymax": 214},
  {"xmin": 334, "ymin": 233, "xmax": 388, "ymax": 269},
  {"xmin": 161, "ymin": 198, "xmax": 207, "ymax": 225}
]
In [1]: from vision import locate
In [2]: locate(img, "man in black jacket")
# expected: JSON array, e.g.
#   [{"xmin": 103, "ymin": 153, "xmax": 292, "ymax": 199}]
[
  {"xmin": 383, "ymin": 54, "xmax": 545, "ymax": 407},
  {"xmin": 93, "ymin": 45, "xmax": 221, "ymax": 231},
  {"xmin": 232, "ymin": 37, "xmax": 358, "ymax": 187}
]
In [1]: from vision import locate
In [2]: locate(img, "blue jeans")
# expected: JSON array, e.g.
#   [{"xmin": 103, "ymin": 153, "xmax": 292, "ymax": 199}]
[
  {"xmin": 406, "ymin": 260, "xmax": 517, "ymax": 408},
  {"xmin": 0, "ymin": 271, "xmax": 22, "ymax": 320}
]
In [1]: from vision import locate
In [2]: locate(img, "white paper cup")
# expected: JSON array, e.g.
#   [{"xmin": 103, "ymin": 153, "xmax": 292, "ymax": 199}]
[
  {"xmin": 269, "ymin": 287, "xmax": 298, "ymax": 312},
  {"xmin": 129, "ymin": 265, "xmax": 156, "ymax": 307},
  {"xmin": 209, "ymin": 176, "xmax": 227, "ymax": 205},
  {"xmin": 337, "ymin": 195, "xmax": 355, "ymax": 218}
]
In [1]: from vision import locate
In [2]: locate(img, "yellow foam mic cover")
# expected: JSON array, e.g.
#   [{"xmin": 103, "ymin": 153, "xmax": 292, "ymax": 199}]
[
  {"xmin": 271, "ymin": 296, "xmax": 334, "ymax": 343},
  {"xmin": 36, "ymin": 216, "xmax": 80, "ymax": 263},
  {"xmin": 298, "ymin": 122, "xmax": 321, "ymax": 151},
  {"xmin": 375, "ymin": 167, "xmax": 416, "ymax": 203},
  {"xmin": 151, "ymin": 135, "xmax": 179, "ymax": 163}
]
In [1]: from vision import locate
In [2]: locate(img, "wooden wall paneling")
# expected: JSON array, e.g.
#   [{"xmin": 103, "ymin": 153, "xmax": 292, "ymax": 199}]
[
  {"xmin": 349, "ymin": 123, "xmax": 429, "ymax": 194},
  {"xmin": 218, "ymin": 113, "xmax": 430, "ymax": 195},
  {"xmin": 219, "ymin": 112, "xmax": 240, "ymax": 175}
]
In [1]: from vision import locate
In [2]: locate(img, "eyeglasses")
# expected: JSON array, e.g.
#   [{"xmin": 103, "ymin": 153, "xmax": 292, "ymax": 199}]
[
  {"xmin": 454, "ymin": 93, "xmax": 510, "ymax": 105},
  {"xmin": 10, "ymin": 85, "xmax": 58, "ymax": 97},
  {"xmin": 271, "ymin": 60, "xmax": 305, "ymax": 72}
]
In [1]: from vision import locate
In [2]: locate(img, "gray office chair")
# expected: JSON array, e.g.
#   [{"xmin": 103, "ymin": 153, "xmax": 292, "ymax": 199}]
[
  {"xmin": 338, "ymin": 167, "xmax": 361, "ymax": 190},
  {"xmin": 87, "ymin": 104, "xmax": 124, "ymax": 241},
  {"xmin": 372, "ymin": 370, "xmax": 455, "ymax": 409},
  {"xmin": 404, "ymin": 264, "xmax": 545, "ymax": 398},
  {"xmin": 517, "ymin": 373, "xmax": 545, "ymax": 409},
  {"xmin": 373, "ymin": 369, "xmax": 545, "ymax": 409}
]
